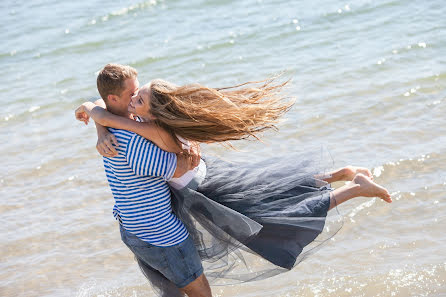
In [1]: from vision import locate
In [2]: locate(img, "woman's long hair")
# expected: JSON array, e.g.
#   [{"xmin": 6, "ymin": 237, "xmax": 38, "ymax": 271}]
[{"xmin": 149, "ymin": 76, "xmax": 295, "ymax": 146}]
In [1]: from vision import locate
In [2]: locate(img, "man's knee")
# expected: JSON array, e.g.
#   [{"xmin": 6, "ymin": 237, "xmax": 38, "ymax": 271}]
[{"xmin": 180, "ymin": 273, "xmax": 212, "ymax": 297}]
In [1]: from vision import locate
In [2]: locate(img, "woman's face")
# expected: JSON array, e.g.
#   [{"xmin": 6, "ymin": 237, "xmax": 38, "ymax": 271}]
[{"xmin": 128, "ymin": 84, "xmax": 155, "ymax": 120}]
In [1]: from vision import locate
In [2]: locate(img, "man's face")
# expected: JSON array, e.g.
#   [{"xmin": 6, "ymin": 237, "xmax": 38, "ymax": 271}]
[{"xmin": 111, "ymin": 78, "xmax": 139, "ymax": 115}]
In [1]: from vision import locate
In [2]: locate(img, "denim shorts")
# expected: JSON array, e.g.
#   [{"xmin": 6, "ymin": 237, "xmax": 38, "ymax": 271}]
[{"xmin": 119, "ymin": 224, "xmax": 203, "ymax": 288}]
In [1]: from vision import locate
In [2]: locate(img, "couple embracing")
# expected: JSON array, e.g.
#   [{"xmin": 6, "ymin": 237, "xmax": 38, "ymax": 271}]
[{"xmin": 75, "ymin": 63, "xmax": 391, "ymax": 297}]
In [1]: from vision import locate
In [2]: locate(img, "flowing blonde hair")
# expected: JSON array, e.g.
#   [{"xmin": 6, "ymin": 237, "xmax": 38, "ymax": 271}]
[{"xmin": 149, "ymin": 76, "xmax": 295, "ymax": 145}]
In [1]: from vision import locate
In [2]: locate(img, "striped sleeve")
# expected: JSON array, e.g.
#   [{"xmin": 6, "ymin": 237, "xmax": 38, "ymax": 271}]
[{"xmin": 125, "ymin": 134, "xmax": 177, "ymax": 180}]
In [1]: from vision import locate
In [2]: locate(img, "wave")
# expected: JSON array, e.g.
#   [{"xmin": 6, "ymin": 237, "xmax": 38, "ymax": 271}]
[{"xmin": 88, "ymin": 0, "xmax": 161, "ymax": 24}]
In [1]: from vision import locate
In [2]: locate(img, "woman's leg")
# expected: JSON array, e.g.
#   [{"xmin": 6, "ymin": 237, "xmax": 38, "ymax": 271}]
[
  {"xmin": 328, "ymin": 173, "xmax": 391, "ymax": 210},
  {"xmin": 319, "ymin": 166, "xmax": 374, "ymax": 183}
]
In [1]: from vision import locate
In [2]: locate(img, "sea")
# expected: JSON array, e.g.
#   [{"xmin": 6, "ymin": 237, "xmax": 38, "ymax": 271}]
[{"xmin": 1, "ymin": 0, "xmax": 445, "ymax": 296}]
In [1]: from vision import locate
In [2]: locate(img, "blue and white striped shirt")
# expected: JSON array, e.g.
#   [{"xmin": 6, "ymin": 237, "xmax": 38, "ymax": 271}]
[{"xmin": 103, "ymin": 128, "xmax": 189, "ymax": 247}]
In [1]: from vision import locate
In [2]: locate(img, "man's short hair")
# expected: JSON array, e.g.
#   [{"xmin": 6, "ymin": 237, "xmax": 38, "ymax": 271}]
[{"xmin": 97, "ymin": 64, "xmax": 138, "ymax": 101}]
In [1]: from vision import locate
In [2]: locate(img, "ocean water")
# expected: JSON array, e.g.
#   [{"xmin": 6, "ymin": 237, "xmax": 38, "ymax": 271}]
[{"xmin": 1, "ymin": 0, "xmax": 445, "ymax": 296}]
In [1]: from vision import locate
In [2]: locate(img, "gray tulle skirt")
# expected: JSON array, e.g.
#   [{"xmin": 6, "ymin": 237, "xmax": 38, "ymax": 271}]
[{"xmin": 136, "ymin": 151, "xmax": 343, "ymax": 296}]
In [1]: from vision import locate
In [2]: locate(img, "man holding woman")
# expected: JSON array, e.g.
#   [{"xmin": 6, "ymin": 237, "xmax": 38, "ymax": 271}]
[
  {"xmin": 76, "ymin": 63, "xmax": 391, "ymax": 297},
  {"xmin": 82, "ymin": 64, "xmax": 212, "ymax": 297}
]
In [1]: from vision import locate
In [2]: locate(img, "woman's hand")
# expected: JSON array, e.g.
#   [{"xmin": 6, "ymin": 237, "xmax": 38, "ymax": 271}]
[
  {"xmin": 75, "ymin": 105, "xmax": 90, "ymax": 125},
  {"xmin": 75, "ymin": 102, "xmax": 97, "ymax": 125}
]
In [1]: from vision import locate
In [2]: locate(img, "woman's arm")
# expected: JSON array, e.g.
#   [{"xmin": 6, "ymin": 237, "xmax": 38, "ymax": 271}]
[{"xmin": 76, "ymin": 102, "xmax": 182, "ymax": 153}]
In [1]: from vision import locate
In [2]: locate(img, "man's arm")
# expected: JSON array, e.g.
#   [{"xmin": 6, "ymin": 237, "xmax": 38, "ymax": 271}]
[
  {"xmin": 126, "ymin": 134, "xmax": 199, "ymax": 180},
  {"xmin": 91, "ymin": 99, "xmax": 118, "ymax": 157},
  {"xmin": 126, "ymin": 135, "xmax": 176, "ymax": 180}
]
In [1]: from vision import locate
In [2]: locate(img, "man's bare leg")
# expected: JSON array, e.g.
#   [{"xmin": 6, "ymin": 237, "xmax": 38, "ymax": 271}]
[
  {"xmin": 180, "ymin": 273, "xmax": 212, "ymax": 297},
  {"xmin": 328, "ymin": 173, "xmax": 392, "ymax": 210}
]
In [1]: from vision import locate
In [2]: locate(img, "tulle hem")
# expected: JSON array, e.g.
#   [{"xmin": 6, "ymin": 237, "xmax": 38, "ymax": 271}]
[{"xmin": 135, "ymin": 150, "xmax": 344, "ymax": 296}]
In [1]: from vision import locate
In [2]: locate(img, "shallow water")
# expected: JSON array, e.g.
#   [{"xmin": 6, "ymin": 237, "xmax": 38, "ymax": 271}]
[{"xmin": 1, "ymin": 0, "xmax": 445, "ymax": 296}]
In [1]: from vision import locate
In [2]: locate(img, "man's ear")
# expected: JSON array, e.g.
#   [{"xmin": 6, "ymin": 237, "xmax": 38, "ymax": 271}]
[{"xmin": 107, "ymin": 94, "xmax": 118, "ymax": 102}]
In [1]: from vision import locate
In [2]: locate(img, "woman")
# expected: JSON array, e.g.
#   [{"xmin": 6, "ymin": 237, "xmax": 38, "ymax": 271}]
[{"xmin": 76, "ymin": 77, "xmax": 391, "ymax": 295}]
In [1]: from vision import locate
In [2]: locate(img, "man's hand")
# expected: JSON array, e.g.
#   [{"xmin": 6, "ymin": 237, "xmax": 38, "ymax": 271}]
[
  {"xmin": 173, "ymin": 150, "xmax": 200, "ymax": 178},
  {"xmin": 75, "ymin": 100, "xmax": 118, "ymax": 157},
  {"xmin": 189, "ymin": 141, "xmax": 201, "ymax": 168},
  {"xmin": 97, "ymin": 130, "xmax": 118, "ymax": 157}
]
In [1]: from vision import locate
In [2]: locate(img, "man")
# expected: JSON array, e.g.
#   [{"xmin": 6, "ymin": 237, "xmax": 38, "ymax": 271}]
[{"xmin": 81, "ymin": 64, "xmax": 212, "ymax": 297}]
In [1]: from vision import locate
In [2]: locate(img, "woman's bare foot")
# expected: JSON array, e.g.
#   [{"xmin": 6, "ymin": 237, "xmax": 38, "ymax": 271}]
[
  {"xmin": 320, "ymin": 166, "xmax": 374, "ymax": 183},
  {"xmin": 328, "ymin": 173, "xmax": 392, "ymax": 210},
  {"xmin": 353, "ymin": 173, "xmax": 392, "ymax": 203},
  {"xmin": 342, "ymin": 166, "xmax": 373, "ymax": 181}
]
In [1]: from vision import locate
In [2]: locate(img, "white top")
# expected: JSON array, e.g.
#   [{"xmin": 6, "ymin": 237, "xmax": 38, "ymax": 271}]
[{"xmin": 169, "ymin": 158, "xmax": 206, "ymax": 189}]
